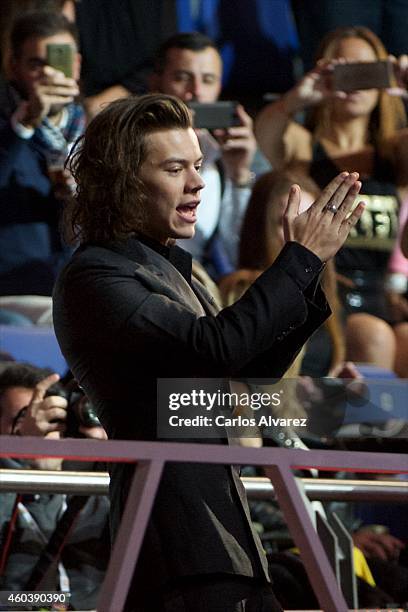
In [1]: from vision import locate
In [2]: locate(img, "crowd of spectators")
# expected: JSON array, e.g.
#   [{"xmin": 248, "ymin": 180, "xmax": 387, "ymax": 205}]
[{"xmin": 0, "ymin": 1, "xmax": 407, "ymax": 610}]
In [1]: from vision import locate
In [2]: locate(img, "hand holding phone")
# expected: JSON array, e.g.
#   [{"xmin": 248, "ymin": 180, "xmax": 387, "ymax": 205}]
[
  {"xmin": 212, "ymin": 104, "xmax": 257, "ymax": 185},
  {"xmin": 386, "ymin": 54, "xmax": 408, "ymax": 99},
  {"xmin": 19, "ymin": 48, "xmax": 79, "ymax": 128}
]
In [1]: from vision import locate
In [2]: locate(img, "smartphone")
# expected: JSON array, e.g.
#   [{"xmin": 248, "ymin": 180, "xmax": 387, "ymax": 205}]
[
  {"xmin": 333, "ymin": 60, "xmax": 394, "ymax": 92},
  {"xmin": 188, "ymin": 101, "xmax": 239, "ymax": 129},
  {"xmin": 46, "ymin": 43, "xmax": 74, "ymax": 78}
]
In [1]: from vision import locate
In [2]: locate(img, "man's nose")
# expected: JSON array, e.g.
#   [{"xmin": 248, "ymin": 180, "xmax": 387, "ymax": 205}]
[
  {"xmin": 185, "ymin": 77, "xmax": 203, "ymax": 102},
  {"xmin": 187, "ymin": 170, "xmax": 205, "ymax": 193}
]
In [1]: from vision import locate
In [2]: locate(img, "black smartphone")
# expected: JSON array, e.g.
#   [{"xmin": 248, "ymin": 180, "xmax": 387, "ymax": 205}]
[
  {"xmin": 333, "ymin": 60, "xmax": 394, "ymax": 92},
  {"xmin": 188, "ymin": 101, "xmax": 239, "ymax": 129},
  {"xmin": 46, "ymin": 43, "xmax": 74, "ymax": 78}
]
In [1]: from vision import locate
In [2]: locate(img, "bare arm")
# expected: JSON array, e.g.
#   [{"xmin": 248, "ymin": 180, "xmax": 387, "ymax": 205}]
[
  {"xmin": 255, "ymin": 97, "xmax": 311, "ymax": 168},
  {"xmin": 84, "ymin": 84, "xmax": 130, "ymax": 120},
  {"xmin": 255, "ymin": 61, "xmax": 344, "ymax": 168}
]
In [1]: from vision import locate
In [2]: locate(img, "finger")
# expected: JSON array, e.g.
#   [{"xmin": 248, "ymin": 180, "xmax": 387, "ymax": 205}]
[
  {"xmin": 41, "ymin": 395, "xmax": 68, "ymax": 410},
  {"xmin": 354, "ymin": 533, "xmax": 389, "ymax": 560},
  {"xmin": 44, "ymin": 431, "xmax": 62, "ymax": 440},
  {"xmin": 44, "ymin": 421, "xmax": 67, "ymax": 434},
  {"xmin": 40, "ymin": 406, "xmax": 68, "ymax": 422},
  {"xmin": 386, "ymin": 534, "xmax": 405, "ymax": 549},
  {"xmin": 283, "ymin": 186, "xmax": 304, "ymax": 242},
  {"xmin": 313, "ymin": 172, "xmax": 350, "ymax": 213},
  {"xmin": 341, "ymin": 200, "xmax": 365, "ymax": 228},
  {"xmin": 222, "ymin": 139, "xmax": 254, "ymax": 150},
  {"xmin": 212, "ymin": 128, "xmax": 227, "ymax": 137},
  {"xmin": 342, "ymin": 361, "xmax": 363, "ymax": 379},
  {"xmin": 373, "ymin": 535, "xmax": 396, "ymax": 556},
  {"xmin": 315, "ymin": 59, "xmax": 335, "ymax": 73},
  {"xmin": 43, "ymin": 65, "xmax": 74, "ymax": 84},
  {"xmin": 42, "ymin": 75, "xmax": 77, "ymax": 88},
  {"xmin": 338, "ymin": 201, "xmax": 365, "ymax": 241},
  {"xmin": 40, "ymin": 85, "xmax": 79, "ymax": 96},
  {"xmin": 326, "ymin": 172, "xmax": 360, "ymax": 213},
  {"xmin": 398, "ymin": 54, "xmax": 408, "ymax": 71},
  {"xmin": 284, "ymin": 184, "xmax": 301, "ymax": 226},
  {"xmin": 386, "ymin": 87, "xmax": 408, "ymax": 99},
  {"xmin": 332, "ymin": 91, "xmax": 347, "ymax": 99},
  {"xmin": 41, "ymin": 95, "xmax": 75, "ymax": 105},
  {"xmin": 234, "ymin": 104, "xmax": 252, "ymax": 127},
  {"xmin": 223, "ymin": 126, "xmax": 252, "ymax": 138},
  {"xmin": 333, "ymin": 180, "xmax": 362, "ymax": 223},
  {"xmin": 365, "ymin": 542, "xmax": 388, "ymax": 561},
  {"xmin": 30, "ymin": 373, "xmax": 60, "ymax": 404}
]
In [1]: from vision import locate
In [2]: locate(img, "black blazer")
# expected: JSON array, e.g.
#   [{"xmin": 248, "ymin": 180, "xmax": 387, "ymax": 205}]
[{"xmin": 53, "ymin": 236, "xmax": 330, "ymax": 592}]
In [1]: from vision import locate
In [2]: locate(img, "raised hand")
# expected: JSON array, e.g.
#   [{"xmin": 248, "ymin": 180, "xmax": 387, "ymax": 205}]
[
  {"xmin": 283, "ymin": 172, "xmax": 365, "ymax": 262},
  {"xmin": 282, "ymin": 60, "xmax": 346, "ymax": 114},
  {"xmin": 213, "ymin": 105, "xmax": 256, "ymax": 184},
  {"xmin": 387, "ymin": 54, "xmax": 408, "ymax": 99},
  {"xmin": 353, "ymin": 529, "xmax": 405, "ymax": 561},
  {"xmin": 14, "ymin": 373, "xmax": 68, "ymax": 437},
  {"xmin": 16, "ymin": 65, "xmax": 79, "ymax": 128}
]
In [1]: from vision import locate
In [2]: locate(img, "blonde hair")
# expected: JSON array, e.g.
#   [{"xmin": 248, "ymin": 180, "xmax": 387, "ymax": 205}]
[{"xmin": 309, "ymin": 27, "xmax": 406, "ymax": 152}]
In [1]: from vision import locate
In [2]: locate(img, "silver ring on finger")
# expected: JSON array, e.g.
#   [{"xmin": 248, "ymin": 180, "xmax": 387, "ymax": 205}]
[{"xmin": 325, "ymin": 202, "xmax": 338, "ymax": 214}]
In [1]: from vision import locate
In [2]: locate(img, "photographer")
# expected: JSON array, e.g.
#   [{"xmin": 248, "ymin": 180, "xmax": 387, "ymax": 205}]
[{"xmin": 0, "ymin": 363, "xmax": 109, "ymax": 610}]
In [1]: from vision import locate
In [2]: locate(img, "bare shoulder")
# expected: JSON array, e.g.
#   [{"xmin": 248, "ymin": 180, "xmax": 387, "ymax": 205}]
[{"xmin": 284, "ymin": 121, "xmax": 313, "ymax": 165}]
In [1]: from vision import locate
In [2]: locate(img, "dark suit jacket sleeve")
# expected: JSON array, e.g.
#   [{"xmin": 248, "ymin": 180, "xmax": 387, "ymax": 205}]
[{"xmin": 59, "ymin": 242, "xmax": 330, "ymax": 378}]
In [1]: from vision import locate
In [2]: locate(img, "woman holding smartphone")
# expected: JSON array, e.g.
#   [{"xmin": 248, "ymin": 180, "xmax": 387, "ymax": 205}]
[{"xmin": 256, "ymin": 26, "xmax": 408, "ymax": 377}]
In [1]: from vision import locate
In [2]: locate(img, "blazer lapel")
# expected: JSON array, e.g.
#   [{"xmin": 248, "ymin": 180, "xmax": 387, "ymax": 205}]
[{"xmin": 108, "ymin": 237, "xmax": 207, "ymax": 317}]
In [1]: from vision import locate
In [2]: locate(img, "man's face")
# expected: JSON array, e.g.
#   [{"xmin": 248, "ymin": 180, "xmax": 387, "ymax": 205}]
[
  {"xmin": 9, "ymin": 32, "xmax": 80, "ymax": 97},
  {"xmin": 139, "ymin": 128, "xmax": 205, "ymax": 244},
  {"xmin": 0, "ymin": 387, "xmax": 33, "ymax": 434},
  {"xmin": 154, "ymin": 46, "xmax": 222, "ymax": 103}
]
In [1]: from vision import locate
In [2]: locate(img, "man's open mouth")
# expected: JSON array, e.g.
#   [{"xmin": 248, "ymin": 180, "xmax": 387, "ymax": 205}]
[{"xmin": 176, "ymin": 202, "xmax": 199, "ymax": 222}]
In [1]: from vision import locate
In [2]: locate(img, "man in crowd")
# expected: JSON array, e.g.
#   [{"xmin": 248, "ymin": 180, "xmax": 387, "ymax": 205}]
[
  {"xmin": 151, "ymin": 31, "xmax": 257, "ymax": 276},
  {"xmin": 0, "ymin": 11, "xmax": 84, "ymax": 322},
  {"xmin": 0, "ymin": 363, "xmax": 110, "ymax": 609}
]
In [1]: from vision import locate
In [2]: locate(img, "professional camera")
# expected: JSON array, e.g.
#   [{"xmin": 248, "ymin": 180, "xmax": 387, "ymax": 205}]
[{"xmin": 58, "ymin": 379, "xmax": 101, "ymax": 438}]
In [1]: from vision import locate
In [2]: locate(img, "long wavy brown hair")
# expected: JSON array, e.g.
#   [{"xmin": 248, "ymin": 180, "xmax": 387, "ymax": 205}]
[
  {"xmin": 308, "ymin": 26, "xmax": 406, "ymax": 154},
  {"xmin": 64, "ymin": 94, "xmax": 192, "ymax": 245}
]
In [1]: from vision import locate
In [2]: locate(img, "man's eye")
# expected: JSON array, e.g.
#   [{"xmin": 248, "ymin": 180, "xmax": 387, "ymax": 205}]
[
  {"xmin": 195, "ymin": 165, "xmax": 202, "ymax": 173},
  {"xmin": 168, "ymin": 167, "xmax": 182, "ymax": 174},
  {"xmin": 175, "ymin": 74, "xmax": 191, "ymax": 83},
  {"xmin": 28, "ymin": 59, "xmax": 46, "ymax": 69}
]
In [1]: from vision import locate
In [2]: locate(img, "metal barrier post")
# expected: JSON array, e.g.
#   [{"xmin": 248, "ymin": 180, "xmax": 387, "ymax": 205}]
[
  {"xmin": 265, "ymin": 465, "xmax": 348, "ymax": 611},
  {"xmin": 98, "ymin": 459, "xmax": 164, "ymax": 612}
]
